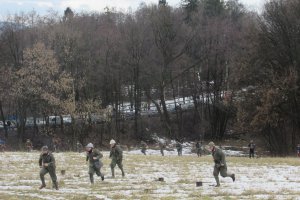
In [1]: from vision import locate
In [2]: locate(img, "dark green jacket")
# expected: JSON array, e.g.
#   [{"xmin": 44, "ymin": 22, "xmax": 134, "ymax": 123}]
[
  {"xmin": 212, "ymin": 147, "xmax": 226, "ymax": 167},
  {"xmin": 110, "ymin": 145, "xmax": 123, "ymax": 161},
  {"xmin": 86, "ymin": 149, "xmax": 103, "ymax": 167},
  {"xmin": 39, "ymin": 152, "xmax": 56, "ymax": 168},
  {"xmin": 86, "ymin": 149, "xmax": 103, "ymax": 168},
  {"xmin": 176, "ymin": 142, "xmax": 182, "ymax": 150}
]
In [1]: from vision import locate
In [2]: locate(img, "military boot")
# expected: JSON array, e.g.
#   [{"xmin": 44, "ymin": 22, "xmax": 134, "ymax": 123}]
[
  {"xmin": 39, "ymin": 184, "xmax": 46, "ymax": 189},
  {"xmin": 53, "ymin": 182, "xmax": 59, "ymax": 190},
  {"xmin": 39, "ymin": 177, "xmax": 46, "ymax": 189},
  {"xmin": 231, "ymin": 174, "xmax": 235, "ymax": 182},
  {"xmin": 214, "ymin": 176, "xmax": 220, "ymax": 187},
  {"xmin": 89, "ymin": 174, "xmax": 94, "ymax": 184}
]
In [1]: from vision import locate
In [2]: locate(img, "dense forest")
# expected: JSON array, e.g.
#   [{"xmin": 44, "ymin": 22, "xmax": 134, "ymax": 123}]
[{"xmin": 0, "ymin": 0, "xmax": 299, "ymax": 155}]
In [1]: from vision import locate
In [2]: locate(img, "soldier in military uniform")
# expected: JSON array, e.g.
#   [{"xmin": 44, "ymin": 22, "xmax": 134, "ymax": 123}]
[
  {"xmin": 140, "ymin": 141, "xmax": 148, "ymax": 155},
  {"xmin": 77, "ymin": 141, "xmax": 83, "ymax": 153},
  {"xmin": 248, "ymin": 140, "xmax": 256, "ymax": 158},
  {"xmin": 195, "ymin": 141, "xmax": 202, "ymax": 157},
  {"xmin": 208, "ymin": 142, "xmax": 235, "ymax": 187},
  {"xmin": 176, "ymin": 140, "xmax": 183, "ymax": 156},
  {"xmin": 85, "ymin": 143, "xmax": 104, "ymax": 184},
  {"xmin": 158, "ymin": 141, "xmax": 166, "ymax": 156},
  {"xmin": 39, "ymin": 146, "xmax": 58, "ymax": 190},
  {"xmin": 109, "ymin": 139, "xmax": 125, "ymax": 178},
  {"xmin": 25, "ymin": 139, "xmax": 33, "ymax": 152}
]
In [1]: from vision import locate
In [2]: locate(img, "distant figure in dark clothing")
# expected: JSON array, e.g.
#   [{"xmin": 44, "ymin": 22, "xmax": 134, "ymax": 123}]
[
  {"xmin": 25, "ymin": 139, "xmax": 33, "ymax": 152},
  {"xmin": 158, "ymin": 141, "xmax": 166, "ymax": 156},
  {"xmin": 248, "ymin": 140, "xmax": 256, "ymax": 158},
  {"xmin": 195, "ymin": 141, "xmax": 202, "ymax": 157},
  {"xmin": 140, "ymin": 141, "xmax": 148, "ymax": 155},
  {"xmin": 176, "ymin": 141, "xmax": 183, "ymax": 156},
  {"xmin": 297, "ymin": 144, "xmax": 300, "ymax": 157}
]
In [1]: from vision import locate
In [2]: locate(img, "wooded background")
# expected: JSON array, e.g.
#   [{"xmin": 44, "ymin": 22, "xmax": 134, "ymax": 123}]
[{"xmin": 0, "ymin": 0, "xmax": 299, "ymax": 155}]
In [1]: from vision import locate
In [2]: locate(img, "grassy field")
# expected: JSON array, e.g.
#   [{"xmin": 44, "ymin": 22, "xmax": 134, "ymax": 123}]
[{"xmin": 0, "ymin": 152, "xmax": 300, "ymax": 200}]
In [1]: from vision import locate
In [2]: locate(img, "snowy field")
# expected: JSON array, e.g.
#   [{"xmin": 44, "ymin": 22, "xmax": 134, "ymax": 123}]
[{"xmin": 0, "ymin": 151, "xmax": 300, "ymax": 200}]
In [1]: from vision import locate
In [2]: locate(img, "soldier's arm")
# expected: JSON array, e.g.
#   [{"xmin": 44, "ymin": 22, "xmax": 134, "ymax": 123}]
[
  {"xmin": 94, "ymin": 150, "xmax": 102, "ymax": 160},
  {"xmin": 117, "ymin": 146, "xmax": 123, "ymax": 160},
  {"xmin": 39, "ymin": 155, "xmax": 42, "ymax": 167},
  {"xmin": 48, "ymin": 154, "xmax": 56, "ymax": 167},
  {"xmin": 109, "ymin": 150, "xmax": 112, "ymax": 158},
  {"xmin": 220, "ymin": 152, "xmax": 226, "ymax": 165},
  {"xmin": 86, "ymin": 154, "xmax": 89, "ymax": 162},
  {"xmin": 99, "ymin": 152, "xmax": 103, "ymax": 159}
]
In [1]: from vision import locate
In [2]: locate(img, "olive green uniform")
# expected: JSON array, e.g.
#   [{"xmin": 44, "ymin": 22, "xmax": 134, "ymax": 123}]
[
  {"xmin": 109, "ymin": 145, "xmax": 125, "ymax": 177},
  {"xmin": 39, "ymin": 152, "xmax": 58, "ymax": 189},
  {"xmin": 212, "ymin": 147, "xmax": 235, "ymax": 186},
  {"xmin": 86, "ymin": 149, "xmax": 104, "ymax": 183},
  {"xmin": 196, "ymin": 142, "xmax": 202, "ymax": 157}
]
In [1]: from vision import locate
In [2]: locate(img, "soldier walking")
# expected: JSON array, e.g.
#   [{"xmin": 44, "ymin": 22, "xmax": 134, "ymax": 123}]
[
  {"xmin": 109, "ymin": 139, "xmax": 125, "ymax": 178},
  {"xmin": 208, "ymin": 142, "xmax": 235, "ymax": 187},
  {"xmin": 77, "ymin": 141, "xmax": 83, "ymax": 153},
  {"xmin": 159, "ymin": 141, "xmax": 166, "ymax": 156},
  {"xmin": 25, "ymin": 139, "xmax": 33, "ymax": 152},
  {"xmin": 140, "ymin": 141, "xmax": 148, "ymax": 155},
  {"xmin": 176, "ymin": 140, "xmax": 183, "ymax": 156},
  {"xmin": 195, "ymin": 141, "xmax": 202, "ymax": 157},
  {"xmin": 39, "ymin": 146, "xmax": 58, "ymax": 190},
  {"xmin": 248, "ymin": 140, "xmax": 256, "ymax": 158},
  {"xmin": 85, "ymin": 143, "xmax": 104, "ymax": 184}
]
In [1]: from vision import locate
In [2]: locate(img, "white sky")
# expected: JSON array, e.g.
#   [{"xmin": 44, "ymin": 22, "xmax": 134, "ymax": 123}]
[{"xmin": 0, "ymin": 0, "xmax": 267, "ymax": 17}]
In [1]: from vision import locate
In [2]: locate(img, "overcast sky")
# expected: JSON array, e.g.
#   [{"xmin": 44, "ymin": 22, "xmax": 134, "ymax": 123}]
[{"xmin": 0, "ymin": 0, "xmax": 266, "ymax": 18}]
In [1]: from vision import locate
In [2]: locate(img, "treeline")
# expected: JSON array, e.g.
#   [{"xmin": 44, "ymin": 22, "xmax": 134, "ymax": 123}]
[{"xmin": 0, "ymin": 0, "xmax": 299, "ymax": 155}]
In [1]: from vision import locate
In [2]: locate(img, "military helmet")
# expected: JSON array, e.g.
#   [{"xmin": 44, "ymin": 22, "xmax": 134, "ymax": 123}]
[
  {"xmin": 208, "ymin": 141, "xmax": 215, "ymax": 147},
  {"xmin": 41, "ymin": 146, "xmax": 48, "ymax": 151},
  {"xmin": 110, "ymin": 139, "xmax": 116, "ymax": 145},
  {"xmin": 86, "ymin": 143, "xmax": 94, "ymax": 148}
]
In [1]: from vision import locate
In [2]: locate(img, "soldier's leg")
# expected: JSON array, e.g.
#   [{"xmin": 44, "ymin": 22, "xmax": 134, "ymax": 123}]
[
  {"xmin": 141, "ymin": 149, "xmax": 146, "ymax": 155},
  {"xmin": 48, "ymin": 168, "xmax": 58, "ymax": 190},
  {"xmin": 40, "ymin": 168, "xmax": 48, "ymax": 187},
  {"xmin": 110, "ymin": 160, "xmax": 117, "ymax": 178},
  {"xmin": 89, "ymin": 166, "xmax": 95, "ymax": 184},
  {"xmin": 117, "ymin": 161, "xmax": 125, "ymax": 177},
  {"xmin": 220, "ymin": 167, "xmax": 235, "ymax": 182},
  {"xmin": 213, "ymin": 166, "xmax": 220, "ymax": 186},
  {"xmin": 95, "ymin": 166, "xmax": 104, "ymax": 181}
]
